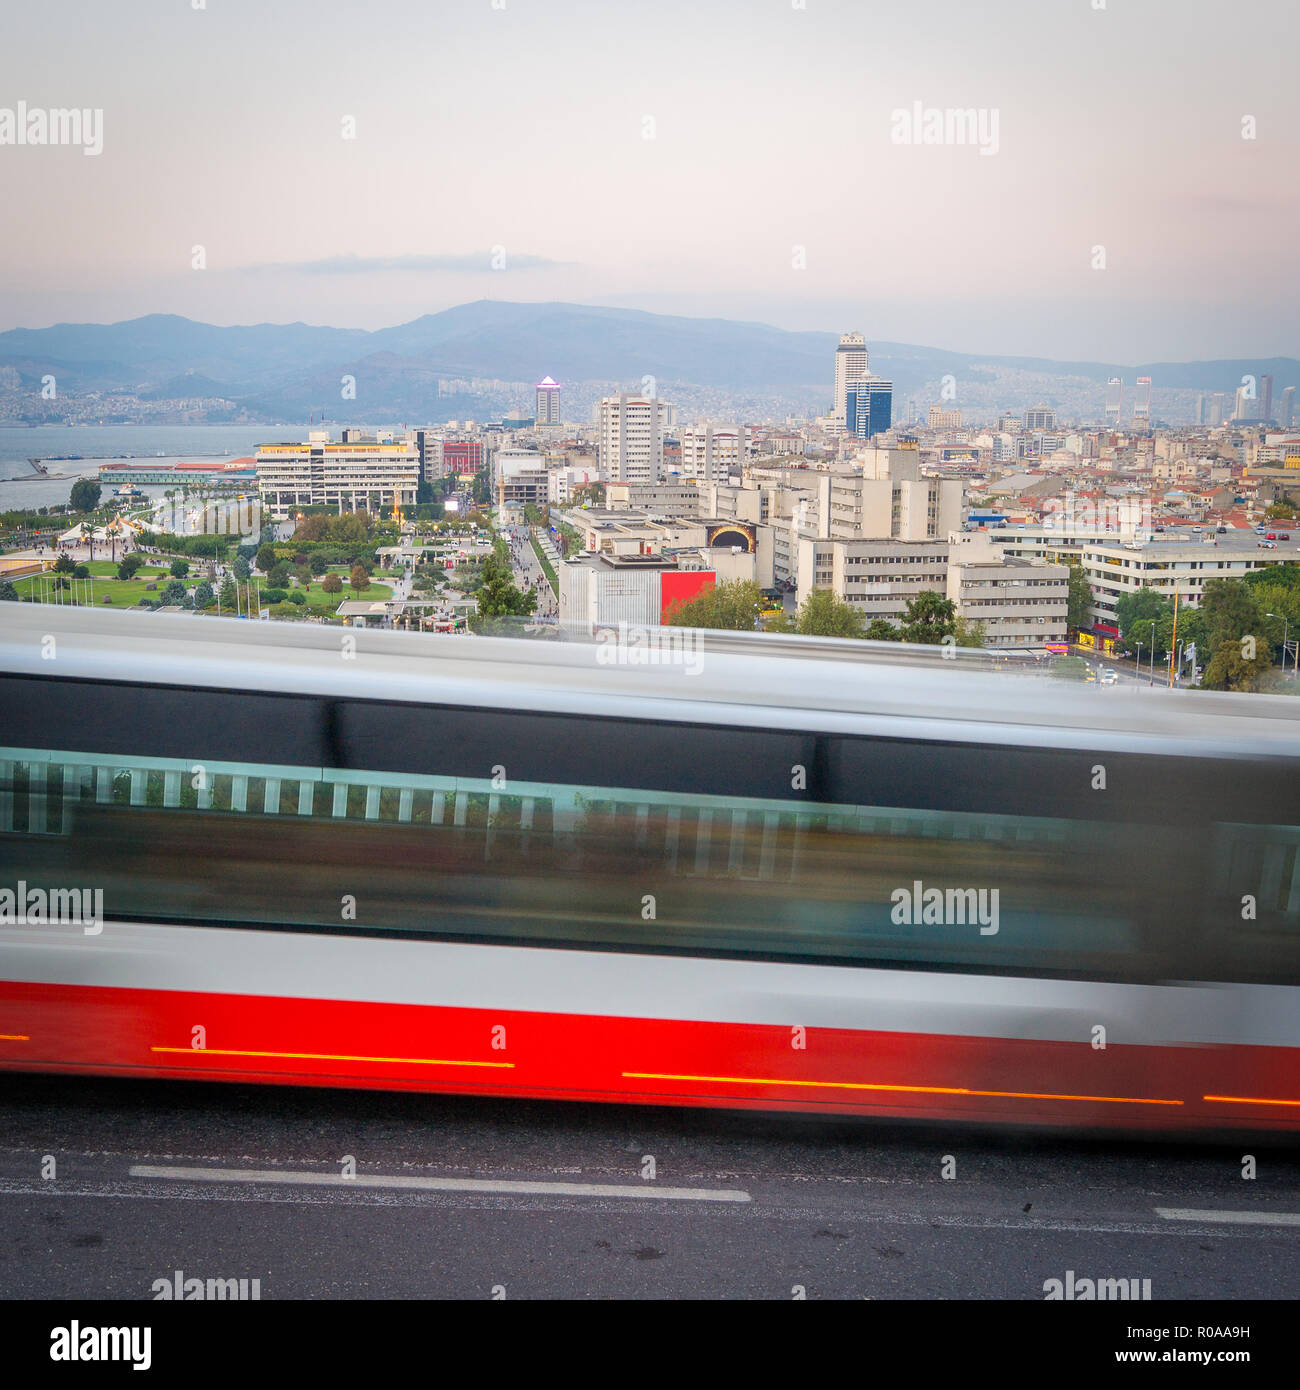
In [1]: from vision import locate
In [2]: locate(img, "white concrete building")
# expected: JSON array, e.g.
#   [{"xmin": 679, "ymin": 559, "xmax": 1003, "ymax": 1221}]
[
  {"xmin": 833, "ymin": 332, "xmax": 868, "ymax": 424},
  {"xmin": 677, "ymin": 424, "xmax": 746, "ymax": 483},
  {"xmin": 597, "ymin": 394, "xmax": 670, "ymax": 485},
  {"xmin": 256, "ymin": 431, "xmax": 419, "ymax": 516},
  {"xmin": 946, "ymin": 530, "xmax": 1068, "ymax": 649}
]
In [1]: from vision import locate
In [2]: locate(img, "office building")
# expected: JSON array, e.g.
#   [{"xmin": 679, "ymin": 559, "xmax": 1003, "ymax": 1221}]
[
  {"xmin": 945, "ymin": 530, "xmax": 1068, "ymax": 649},
  {"xmin": 535, "ymin": 376, "xmax": 561, "ymax": 425},
  {"xmin": 833, "ymin": 332, "xmax": 868, "ymax": 423},
  {"xmin": 1024, "ymin": 405, "xmax": 1057, "ymax": 432},
  {"xmin": 845, "ymin": 375, "xmax": 893, "ymax": 439},
  {"xmin": 256, "ymin": 431, "xmax": 419, "ymax": 516}
]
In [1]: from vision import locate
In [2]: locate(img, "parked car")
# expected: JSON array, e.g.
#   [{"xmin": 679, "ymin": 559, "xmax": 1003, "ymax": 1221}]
[{"xmin": 1280, "ymin": 533, "xmax": 1292, "ymax": 540}]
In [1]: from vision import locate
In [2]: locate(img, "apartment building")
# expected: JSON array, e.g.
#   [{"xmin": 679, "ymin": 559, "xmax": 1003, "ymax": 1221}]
[
  {"xmin": 677, "ymin": 424, "xmax": 746, "ymax": 482},
  {"xmin": 597, "ymin": 394, "xmax": 671, "ymax": 484}
]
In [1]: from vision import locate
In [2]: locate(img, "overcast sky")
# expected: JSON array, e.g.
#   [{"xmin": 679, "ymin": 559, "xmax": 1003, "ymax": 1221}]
[{"xmin": 1, "ymin": 0, "xmax": 1296, "ymax": 361}]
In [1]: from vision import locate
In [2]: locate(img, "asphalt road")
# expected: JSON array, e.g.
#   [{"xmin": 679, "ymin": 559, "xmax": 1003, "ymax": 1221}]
[{"xmin": 0, "ymin": 1075, "xmax": 1296, "ymax": 1300}]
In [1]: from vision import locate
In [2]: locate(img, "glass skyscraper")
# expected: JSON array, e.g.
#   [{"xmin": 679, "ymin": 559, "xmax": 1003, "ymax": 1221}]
[{"xmin": 845, "ymin": 376, "xmax": 893, "ymax": 438}]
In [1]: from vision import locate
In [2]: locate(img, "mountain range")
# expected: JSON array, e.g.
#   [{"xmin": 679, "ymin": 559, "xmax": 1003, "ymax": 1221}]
[{"xmin": 0, "ymin": 301, "xmax": 1295, "ymax": 423}]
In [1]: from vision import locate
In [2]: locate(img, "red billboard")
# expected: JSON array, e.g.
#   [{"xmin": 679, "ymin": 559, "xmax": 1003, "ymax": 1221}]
[{"xmin": 659, "ymin": 570, "xmax": 715, "ymax": 622}]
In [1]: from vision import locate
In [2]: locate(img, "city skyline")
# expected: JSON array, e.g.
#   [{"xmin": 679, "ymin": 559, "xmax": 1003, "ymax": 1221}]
[{"xmin": 2, "ymin": 0, "xmax": 1298, "ymax": 361}]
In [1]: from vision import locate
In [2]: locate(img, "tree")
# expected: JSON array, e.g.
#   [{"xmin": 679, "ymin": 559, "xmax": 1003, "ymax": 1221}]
[
  {"xmin": 162, "ymin": 580, "xmax": 187, "ymax": 604},
  {"xmin": 255, "ymin": 543, "xmax": 277, "ymax": 574},
  {"xmin": 471, "ymin": 554, "xmax": 537, "ymax": 629},
  {"xmin": 1115, "ymin": 588, "xmax": 1171, "ymax": 643},
  {"xmin": 791, "ymin": 587, "xmax": 864, "ymax": 638},
  {"xmin": 53, "ymin": 552, "xmax": 76, "ymax": 575},
  {"xmin": 349, "ymin": 563, "xmax": 369, "ymax": 593},
  {"xmin": 268, "ymin": 561, "xmax": 292, "ymax": 588},
  {"xmin": 1065, "ymin": 563, "xmax": 1091, "ymax": 632},
  {"xmin": 218, "ymin": 576, "xmax": 236, "ymax": 610},
  {"xmin": 663, "ymin": 579, "xmax": 762, "ymax": 631},
  {"xmin": 1202, "ymin": 579, "xmax": 1262, "ymax": 651},
  {"xmin": 0, "ymin": 581, "xmax": 18, "ymax": 602},
  {"xmin": 73, "ymin": 564, "xmax": 90, "ymax": 579},
  {"xmin": 193, "ymin": 581, "xmax": 215, "ymax": 608},
  {"xmin": 864, "ymin": 618, "xmax": 901, "ymax": 641},
  {"xmin": 69, "ymin": 478, "xmax": 101, "ymax": 513},
  {"xmin": 117, "ymin": 553, "xmax": 143, "ymax": 580},
  {"xmin": 233, "ymin": 554, "xmax": 251, "ymax": 582},
  {"xmin": 899, "ymin": 591, "xmax": 958, "ymax": 645},
  {"xmin": 1201, "ymin": 638, "xmax": 1273, "ymax": 692},
  {"xmin": 321, "ymin": 572, "xmax": 343, "ymax": 595},
  {"xmin": 309, "ymin": 554, "xmax": 329, "ymax": 576},
  {"xmin": 953, "ymin": 614, "xmax": 987, "ymax": 648},
  {"xmin": 1197, "ymin": 579, "xmax": 1272, "ymax": 690},
  {"xmin": 169, "ymin": 558, "xmax": 190, "ymax": 579},
  {"xmin": 570, "ymin": 482, "xmax": 606, "ymax": 508},
  {"xmin": 1246, "ymin": 562, "xmax": 1300, "ymax": 593}
]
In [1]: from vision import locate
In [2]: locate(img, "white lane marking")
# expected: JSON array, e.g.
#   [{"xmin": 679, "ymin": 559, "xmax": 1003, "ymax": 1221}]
[
  {"xmin": 1156, "ymin": 1208, "xmax": 1300, "ymax": 1227},
  {"xmin": 129, "ymin": 1164, "xmax": 750, "ymax": 1203}
]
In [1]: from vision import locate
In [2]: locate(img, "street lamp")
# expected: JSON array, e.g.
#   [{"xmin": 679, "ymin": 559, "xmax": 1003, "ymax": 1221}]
[
  {"xmin": 1134, "ymin": 639, "xmax": 1144, "ymax": 681},
  {"xmin": 1267, "ymin": 613, "xmax": 1288, "ymax": 673}
]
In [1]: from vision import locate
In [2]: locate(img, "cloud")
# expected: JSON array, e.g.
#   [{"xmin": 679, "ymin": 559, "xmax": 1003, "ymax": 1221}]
[{"xmin": 241, "ymin": 252, "xmax": 574, "ymax": 276}]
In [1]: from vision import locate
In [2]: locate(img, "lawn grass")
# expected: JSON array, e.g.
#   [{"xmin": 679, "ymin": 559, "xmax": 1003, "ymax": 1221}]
[{"xmin": 11, "ymin": 573, "xmax": 168, "ymax": 608}]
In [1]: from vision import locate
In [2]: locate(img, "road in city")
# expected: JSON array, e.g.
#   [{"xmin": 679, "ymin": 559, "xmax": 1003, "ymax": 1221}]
[
  {"xmin": 1, "ymin": 1075, "xmax": 1296, "ymax": 1299},
  {"xmin": 505, "ymin": 524, "xmax": 557, "ymax": 620}
]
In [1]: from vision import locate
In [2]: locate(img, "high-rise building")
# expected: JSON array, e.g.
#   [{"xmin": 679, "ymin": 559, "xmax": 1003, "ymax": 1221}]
[
  {"xmin": 833, "ymin": 332, "xmax": 868, "ymax": 423},
  {"xmin": 536, "ymin": 376, "xmax": 561, "ymax": 425},
  {"xmin": 845, "ymin": 376, "xmax": 893, "ymax": 439},
  {"xmin": 1024, "ymin": 405, "xmax": 1057, "ymax": 432},
  {"xmin": 1261, "ymin": 374, "xmax": 1274, "ymax": 422},
  {"xmin": 1234, "ymin": 384, "xmax": 1257, "ymax": 421},
  {"xmin": 1105, "ymin": 378, "xmax": 1124, "ymax": 424},
  {"xmin": 597, "ymin": 394, "xmax": 670, "ymax": 484},
  {"xmin": 1281, "ymin": 386, "xmax": 1296, "ymax": 427},
  {"xmin": 1196, "ymin": 393, "xmax": 1207, "ymax": 426},
  {"xmin": 678, "ymin": 423, "xmax": 746, "ymax": 483},
  {"xmin": 1133, "ymin": 377, "xmax": 1152, "ymax": 424},
  {"xmin": 929, "ymin": 406, "xmax": 963, "ymax": 429}
]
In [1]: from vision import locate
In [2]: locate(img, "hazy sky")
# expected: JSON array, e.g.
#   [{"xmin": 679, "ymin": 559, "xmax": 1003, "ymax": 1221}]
[{"xmin": 2, "ymin": 0, "xmax": 1297, "ymax": 361}]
